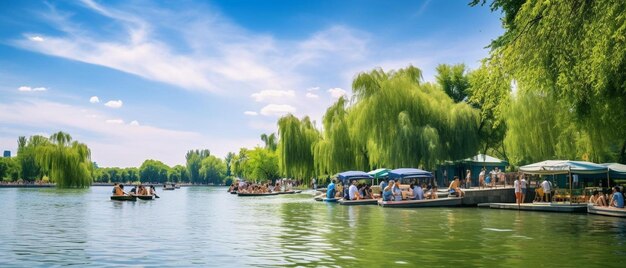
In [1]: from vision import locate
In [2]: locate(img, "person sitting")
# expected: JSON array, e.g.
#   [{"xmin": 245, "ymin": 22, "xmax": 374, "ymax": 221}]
[
  {"xmin": 112, "ymin": 183, "xmax": 118, "ymax": 194},
  {"xmin": 363, "ymin": 185, "xmax": 373, "ymax": 199},
  {"xmin": 610, "ymin": 186, "xmax": 624, "ymax": 208},
  {"xmin": 412, "ymin": 183, "xmax": 424, "ymax": 200},
  {"xmin": 382, "ymin": 180, "xmax": 395, "ymax": 201},
  {"xmin": 326, "ymin": 180, "xmax": 336, "ymax": 199},
  {"xmin": 336, "ymin": 182, "xmax": 344, "ymax": 198},
  {"xmin": 129, "ymin": 185, "xmax": 137, "ymax": 195},
  {"xmin": 393, "ymin": 181, "xmax": 403, "ymax": 201},
  {"xmin": 149, "ymin": 185, "xmax": 157, "ymax": 196},
  {"xmin": 114, "ymin": 184, "xmax": 127, "ymax": 196},
  {"xmin": 448, "ymin": 177, "xmax": 465, "ymax": 197},
  {"xmin": 348, "ymin": 180, "xmax": 360, "ymax": 200},
  {"xmin": 589, "ymin": 190, "xmax": 607, "ymax": 207},
  {"xmin": 534, "ymin": 187, "xmax": 544, "ymax": 203}
]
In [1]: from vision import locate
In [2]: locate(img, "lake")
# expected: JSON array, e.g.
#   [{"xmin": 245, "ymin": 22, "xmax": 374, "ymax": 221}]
[{"xmin": 0, "ymin": 186, "xmax": 624, "ymax": 267}]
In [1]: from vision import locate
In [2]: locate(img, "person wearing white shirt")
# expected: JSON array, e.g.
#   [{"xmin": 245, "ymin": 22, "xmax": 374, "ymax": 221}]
[
  {"xmin": 348, "ymin": 180, "xmax": 358, "ymax": 200},
  {"xmin": 541, "ymin": 179, "xmax": 552, "ymax": 202},
  {"xmin": 520, "ymin": 176, "xmax": 527, "ymax": 203}
]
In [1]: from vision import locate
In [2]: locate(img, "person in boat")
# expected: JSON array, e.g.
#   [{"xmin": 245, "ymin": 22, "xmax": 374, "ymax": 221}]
[
  {"xmin": 382, "ymin": 180, "xmax": 395, "ymax": 201},
  {"xmin": 358, "ymin": 183, "xmax": 366, "ymax": 198},
  {"xmin": 610, "ymin": 186, "xmax": 624, "ymax": 208},
  {"xmin": 327, "ymin": 179, "xmax": 336, "ymax": 199},
  {"xmin": 363, "ymin": 185, "xmax": 373, "ymax": 199},
  {"xmin": 380, "ymin": 179, "xmax": 388, "ymax": 196},
  {"xmin": 425, "ymin": 184, "xmax": 438, "ymax": 199},
  {"xmin": 348, "ymin": 180, "xmax": 361, "ymax": 200},
  {"xmin": 589, "ymin": 190, "xmax": 607, "ymax": 207},
  {"xmin": 336, "ymin": 181, "xmax": 344, "ymax": 198},
  {"xmin": 112, "ymin": 183, "xmax": 118, "ymax": 194},
  {"xmin": 114, "ymin": 184, "xmax": 128, "ymax": 196},
  {"xmin": 412, "ymin": 183, "xmax": 424, "ymax": 200},
  {"xmin": 130, "ymin": 185, "xmax": 137, "ymax": 195},
  {"xmin": 448, "ymin": 177, "xmax": 465, "ymax": 197},
  {"xmin": 393, "ymin": 180, "xmax": 402, "ymax": 201},
  {"xmin": 149, "ymin": 185, "xmax": 157, "ymax": 196}
]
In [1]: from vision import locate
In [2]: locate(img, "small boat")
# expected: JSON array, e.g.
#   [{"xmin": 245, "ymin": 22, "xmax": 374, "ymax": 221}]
[
  {"xmin": 174, "ymin": 185, "xmax": 181, "ymax": 189},
  {"xmin": 163, "ymin": 186, "xmax": 175, "ymax": 190},
  {"xmin": 339, "ymin": 198, "xmax": 379, "ymax": 206},
  {"xmin": 323, "ymin": 197, "xmax": 340, "ymax": 202},
  {"xmin": 237, "ymin": 192, "xmax": 280, "ymax": 197},
  {"xmin": 110, "ymin": 195, "xmax": 137, "ymax": 201},
  {"xmin": 378, "ymin": 197, "xmax": 463, "ymax": 208},
  {"xmin": 587, "ymin": 204, "xmax": 626, "ymax": 217},
  {"xmin": 136, "ymin": 195, "xmax": 155, "ymax": 200}
]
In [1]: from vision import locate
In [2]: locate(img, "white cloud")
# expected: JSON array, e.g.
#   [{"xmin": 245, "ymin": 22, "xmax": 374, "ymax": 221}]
[
  {"xmin": 244, "ymin": 111, "xmax": 258, "ymax": 116},
  {"xmin": 104, "ymin": 100, "xmax": 123, "ymax": 108},
  {"xmin": 328, "ymin": 87, "xmax": 347, "ymax": 99},
  {"xmin": 89, "ymin": 96, "xmax": 100, "ymax": 103},
  {"xmin": 30, "ymin": 36, "xmax": 44, "ymax": 42},
  {"xmin": 105, "ymin": 119, "xmax": 124, "ymax": 124},
  {"xmin": 18, "ymin": 86, "xmax": 46, "ymax": 92},
  {"xmin": 129, "ymin": 120, "xmax": 140, "ymax": 126},
  {"xmin": 251, "ymin": 90, "xmax": 295, "ymax": 102},
  {"xmin": 307, "ymin": 87, "xmax": 320, "ymax": 91},
  {"xmin": 260, "ymin": 104, "xmax": 296, "ymax": 116},
  {"xmin": 306, "ymin": 92, "xmax": 319, "ymax": 99}
]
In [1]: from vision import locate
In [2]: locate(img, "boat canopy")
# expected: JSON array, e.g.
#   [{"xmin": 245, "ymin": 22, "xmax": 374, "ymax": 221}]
[
  {"xmin": 520, "ymin": 160, "xmax": 608, "ymax": 175},
  {"xmin": 388, "ymin": 168, "xmax": 434, "ymax": 179},
  {"xmin": 600, "ymin": 163, "xmax": 626, "ymax": 178},
  {"xmin": 337, "ymin": 171, "xmax": 373, "ymax": 183},
  {"xmin": 368, "ymin": 168, "xmax": 390, "ymax": 178}
]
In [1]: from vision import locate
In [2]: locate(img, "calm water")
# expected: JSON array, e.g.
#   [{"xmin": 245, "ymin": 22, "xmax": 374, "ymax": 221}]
[{"xmin": 0, "ymin": 186, "xmax": 625, "ymax": 267}]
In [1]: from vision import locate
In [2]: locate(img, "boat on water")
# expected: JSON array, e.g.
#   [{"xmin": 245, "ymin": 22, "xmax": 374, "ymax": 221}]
[
  {"xmin": 136, "ymin": 195, "xmax": 155, "ymax": 200},
  {"xmin": 174, "ymin": 185, "xmax": 181, "ymax": 189},
  {"xmin": 110, "ymin": 195, "xmax": 137, "ymax": 201},
  {"xmin": 237, "ymin": 192, "xmax": 280, "ymax": 197},
  {"xmin": 276, "ymin": 190, "xmax": 302, "ymax": 195},
  {"xmin": 339, "ymin": 198, "xmax": 379, "ymax": 206},
  {"xmin": 378, "ymin": 197, "xmax": 463, "ymax": 208},
  {"xmin": 587, "ymin": 204, "xmax": 626, "ymax": 217}
]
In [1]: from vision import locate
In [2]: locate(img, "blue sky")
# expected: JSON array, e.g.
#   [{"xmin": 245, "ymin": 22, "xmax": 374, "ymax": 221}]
[{"xmin": 0, "ymin": 0, "xmax": 503, "ymax": 167}]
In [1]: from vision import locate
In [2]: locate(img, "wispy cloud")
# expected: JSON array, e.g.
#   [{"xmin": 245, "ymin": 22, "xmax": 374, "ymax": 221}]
[
  {"xmin": 260, "ymin": 104, "xmax": 296, "ymax": 116},
  {"xmin": 18, "ymin": 86, "xmax": 47, "ymax": 92},
  {"xmin": 104, "ymin": 100, "xmax": 123, "ymax": 108},
  {"xmin": 305, "ymin": 92, "xmax": 319, "ymax": 99},
  {"xmin": 250, "ymin": 90, "xmax": 295, "ymax": 102},
  {"xmin": 105, "ymin": 119, "xmax": 124, "ymax": 124},
  {"xmin": 89, "ymin": 96, "xmax": 100, "ymax": 103}
]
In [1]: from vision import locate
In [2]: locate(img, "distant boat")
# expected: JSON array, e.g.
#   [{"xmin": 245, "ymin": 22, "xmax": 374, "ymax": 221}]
[
  {"xmin": 174, "ymin": 184, "xmax": 181, "ymax": 189},
  {"xmin": 378, "ymin": 197, "xmax": 463, "ymax": 208},
  {"xmin": 587, "ymin": 204, "xmax": 626, "ymax": 217},
  {"xmin": 163, "ymin": 184, "xmax": 175, "ymax": 190},
  {"xmin": 110, "ymin": 195, "xmax": 137, "ymax": 201}
]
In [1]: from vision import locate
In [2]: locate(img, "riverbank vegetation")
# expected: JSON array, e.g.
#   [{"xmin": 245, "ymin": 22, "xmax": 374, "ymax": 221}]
[{"xmin": 1, "ymin": 1, "xmax": 624, "ymax": 187}]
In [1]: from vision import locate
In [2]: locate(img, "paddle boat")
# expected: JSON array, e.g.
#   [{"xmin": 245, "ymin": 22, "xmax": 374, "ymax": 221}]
[
  {"xmin": 136, "ymin": 195, "xmax": 155, "ymax": 200},
  {"xmin": 378, "ymin": 197, "xmax": 463, "ymax": 208},
  {"xmin": 587, "ymin": 204, "xmax": 626, "ymax": 217},
  {"xmin": 163, "ymin": 184, "xmax": 175, "ymax": 190},
  {"xmin": 110, "ymin": 195, "xmax": 137, "ymax": 201},
  {"xmin": 339, "ymin": 198, "xmax": 378, "ymax": 206}
]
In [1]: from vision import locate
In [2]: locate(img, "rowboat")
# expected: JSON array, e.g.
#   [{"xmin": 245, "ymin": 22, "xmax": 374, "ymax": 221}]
[
  {"xmin": 378, "ymin": 197, "xmax": 463, "ymax": 208},
  {"xmin": 323, "ymin": 197, "xmax": 340, "ymax": 202},
  {"xmin": 237, "ymin": 192, "xmax": 280, "ymax": 197},
  {"xmin": 136, "ymin": 195, "xmax": 155, "ymax": 200},
  {"xmin": 339, "ymin": 198, "xmax": 379, "ymax": 206},
  {"xmin": 163, "ymin": 187, "xmax": 175, "ymax": 191},
  {"xmin": 110, "ymin": 195, "xmax": 137, "ymax": 201},
  {"xmin": 587, "ymin": 204, "xmax": 626, "ymax": 217}
]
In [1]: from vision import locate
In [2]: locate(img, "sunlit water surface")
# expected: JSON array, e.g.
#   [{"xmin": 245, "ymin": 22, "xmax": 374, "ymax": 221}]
[{"xmin": 0, "ymin": 186, "xmax": 624, "ymax": 267}]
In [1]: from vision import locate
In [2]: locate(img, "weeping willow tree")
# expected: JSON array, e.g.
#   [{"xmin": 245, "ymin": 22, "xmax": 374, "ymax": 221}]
[
  {"xmin": 347, "ymin": 66, "xmax": 481, "ymax": 169},
  {"xmin": 474, "ymin": 0, "xmax": 626, "ymax": 163},
  {"xmin": 277, "ymin": 115, "xmax": 320, "ymax": 184},
  {"xmin": 313, "ymin": 97, "xmax": 360, "ymax": 176},
  {"xmin": 36, "ymin": 131, "xmax": 93, "ymax": 188}
]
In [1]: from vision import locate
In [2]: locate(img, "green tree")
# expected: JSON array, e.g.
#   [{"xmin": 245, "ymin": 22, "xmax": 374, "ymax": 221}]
[
  {"xmin": 260, "ymin": 133, "xmax": 278, "ymax": 151},
  {"xmin": 139, "ymin": 159, "xmax": 170, "ymax": 183},
  {"xmin": 277, "ymin": 115, "xmax": 320, "ymax": 185},
  {"xmin": 199, "ymin": 155, "xmax": 227, "ymax": 184},
  {"xmin": 0, "ymin": 157, "xmax": 20, "ymax": 181},
  {"xmin": 17, "ymin": 135, "xmax": 47, "ymax": 181},
  {"xmin": 245, "ymin": 147, "xmax": 280, "ymax": 183},
  {"xmin": 36, "ymin": 131, "xmax": 92, "ymax": 188},
  {"xmin": 436, "ymin": 63, "xmax": 471, "ymax": 103},
  {"xmin": 168, "ymin": 165, "xmax": 188, "ymax": 183},
  {"xmin": 186, "ymin": 149, "xmax": 210, "ymax": 183}
]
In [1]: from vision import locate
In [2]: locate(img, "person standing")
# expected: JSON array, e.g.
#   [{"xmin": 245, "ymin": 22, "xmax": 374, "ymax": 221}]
[
  {"xmin": 520, "ymin": 175, "xmax": 527, "ymax": 203},
  {"xmin": 465, "ymin": 170, "xmax": 472, "ymax": 189},
  {"xmin": 479, "ymin": 168, "xmax": 486, "ymax": 188},
  {"xmin": 541, "ymin": 178, "xmax": 552, "ymax": 202},
  {"xmin": 514, "ymin": 175, "xmax": 522, "ymax": 205},
  {"xmin": 380, "ymin": 179, "xmax": 388, "ymax": 198}
]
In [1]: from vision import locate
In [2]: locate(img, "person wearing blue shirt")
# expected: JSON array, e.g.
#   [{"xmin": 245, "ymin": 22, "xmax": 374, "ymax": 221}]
[
  {"xmin": 610, "ymin": 186, "xmax": 624, "ymax": 208},
  {"xmin": 327, "ymin": 180, "xmax": 336, "ymax": 199},
  {"xmin": 413, "ymin": 183, "xmax": 424, "ymax": 200},
  {"xmin": 380, "ymin": 179, "xmax": 387, "ymax": 198},
  {"xmin": 382, "ymin": 180, "xmax": 394, "ymax": 201}
]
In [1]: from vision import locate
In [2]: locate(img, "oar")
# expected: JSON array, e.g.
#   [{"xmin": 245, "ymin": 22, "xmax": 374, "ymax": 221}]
[{"xmin": 154, "ymin": 194, "xmax": 160, "ymax": 198}]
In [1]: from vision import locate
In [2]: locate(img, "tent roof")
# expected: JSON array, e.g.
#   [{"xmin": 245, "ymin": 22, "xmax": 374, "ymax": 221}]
[
  {"xmin": 337, "ymin": 171, "xmax": 373, "ymax": 182},
  {"xmin": 368, "ymin": 168, "xmax": 390, "ymax": 178},
  {"xmin": 388, "ymin": 168, "xmax": 433, "ymax": 179},
  {"xmin": 520, "ymin": 160, "xmax": 608, "ymax": 175},
  {"xmin": 461, "ymin": 154, "xmax": 508, "ymax": 164},
  {"xmin": 600, "ymin": 163, "xmax": 626, "ymax": 178}
]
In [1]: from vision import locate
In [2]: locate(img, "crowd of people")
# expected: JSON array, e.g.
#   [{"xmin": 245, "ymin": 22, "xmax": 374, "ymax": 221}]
[
  {"xmin": 228, "ymin": 179, "xmax": 295, "ymax": 194},
  {"xmin": 324, "ymin": 178, "xmax": 440, "ymax": 202},
  {"xmin": 588, "ymin": 186, "xmax": 625, "ymax": 208}
]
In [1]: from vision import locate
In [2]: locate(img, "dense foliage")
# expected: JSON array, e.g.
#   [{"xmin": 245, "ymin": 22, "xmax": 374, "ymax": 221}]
[{"xmin": 35, "ymin": 132, "xmax": 93, "ymax": 188}]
